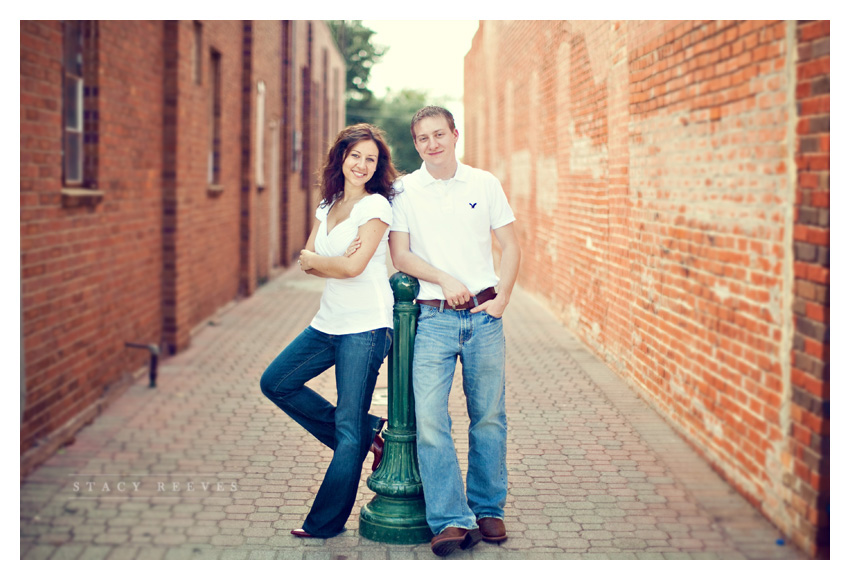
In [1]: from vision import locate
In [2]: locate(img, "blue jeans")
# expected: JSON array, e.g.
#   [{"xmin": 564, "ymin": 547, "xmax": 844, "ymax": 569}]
[
  {"xmin": 260, "ymin": 325, "xmax": 392, "ymax": 538},
  {"xmin": 412, "ymin": 305, "xmax": 507, "ymax": 534}
]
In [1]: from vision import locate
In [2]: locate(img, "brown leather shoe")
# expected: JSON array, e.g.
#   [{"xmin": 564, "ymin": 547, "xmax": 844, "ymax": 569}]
[
  {"xmin": 462, "ymin": 527, "xmax": 483, "ymax": 549},
  {"xmin": 477, "ymin": 517, "xmax": 507, "ymax": 543},
  {"xmin": 430, "ymin": 527, "xmax": 469, "ymax": 557}
]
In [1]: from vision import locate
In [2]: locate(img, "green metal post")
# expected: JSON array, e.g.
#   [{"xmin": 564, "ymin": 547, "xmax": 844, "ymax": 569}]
[{"xmin": 359, "ymin": 272, "xmax": 432, "ymax": 543}]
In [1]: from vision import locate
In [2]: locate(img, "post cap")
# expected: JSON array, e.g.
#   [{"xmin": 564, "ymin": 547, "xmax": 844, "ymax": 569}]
[{"xmin": 389, "ymin": 272, "xmax": 420, "ymax": 302}]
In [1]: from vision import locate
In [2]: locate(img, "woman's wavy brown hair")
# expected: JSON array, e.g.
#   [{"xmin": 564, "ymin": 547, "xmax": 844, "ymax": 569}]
[{"xmin": 318, "ymin": 123, "xmax": 399, "ymax": 207}]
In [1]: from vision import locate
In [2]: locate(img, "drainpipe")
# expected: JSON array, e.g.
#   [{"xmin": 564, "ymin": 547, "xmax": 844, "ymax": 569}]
[
  {"xmin": 125, "ymin": 342, "xmax": 160, "ymax": 387},
  {"xmin": 21, "ymin": 305, "xmax": 25, "ymax": 424}
]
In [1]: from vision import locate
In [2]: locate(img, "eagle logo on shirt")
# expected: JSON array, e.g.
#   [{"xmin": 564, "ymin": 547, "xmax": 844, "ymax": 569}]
[{"xmin": 469, "ymin": 202, "xmax": 477, "ymax": 209}]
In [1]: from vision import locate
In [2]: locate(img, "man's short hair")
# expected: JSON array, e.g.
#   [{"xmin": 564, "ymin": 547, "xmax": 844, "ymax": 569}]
[{"xmin": 410, "ymin": 106, "xmax": 456, "ymax": 139}]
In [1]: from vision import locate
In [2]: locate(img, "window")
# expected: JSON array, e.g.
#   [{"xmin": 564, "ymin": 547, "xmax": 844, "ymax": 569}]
[
  {"xmin": 300, "ymin": 66, "xmax": 311, "ymax": 191},
  {"xmin": 208, "ymin": 49, "xmax": 222, "ymax": 188},
  {"xmin": 61, "ymin": 21, "xmax": 101, "ymax": 206},
  {"xmin": 62, "ymin": 21, "xmax": 84, "ymax": 186},
  {"xmin": 255, "ymin": 80, "xmax": 266, "ymax": 188},
  {"xmin": 192, "ymin": 21, "xmax": 202, "ymax": 85},
  {"xmin": 322, "ymin": 48, "xmax": 329, "ymax": 149}
]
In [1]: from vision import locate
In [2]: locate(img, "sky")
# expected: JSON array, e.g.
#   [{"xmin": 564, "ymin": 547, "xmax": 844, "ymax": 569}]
[{"xmin": 361, "ymin": 20, "xmax": 480, "ymax": 159}]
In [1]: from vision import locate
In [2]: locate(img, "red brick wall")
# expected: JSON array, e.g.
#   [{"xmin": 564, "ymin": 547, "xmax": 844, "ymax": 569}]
[
  {"xmin": 280, "ymin": 21, "xmax": 345, "ymax": 265},
  {"xmin": 163, "ymin": 20, "xmax": 244, "ymax": 353},
  {"xmin": 20, "ymin": 20, "xmax": 345, "ymax": 475},
  {"xmin": 465, "ymin": 19, "xmax": 828, "ymax": 557},
  {"xmin": 21, "ymin": 20, "xmax": 165, "ymax": 459},
  {"xmin": 790, "ymin": 20, "xmax": 829, "ymax": 558},
  {"xmin": 250, "ymin": 20, "xmax": 284, "ymax": 283},
  {"xmin": 283, "ymin": 21, "xmax": 310, "ymax": 265}
]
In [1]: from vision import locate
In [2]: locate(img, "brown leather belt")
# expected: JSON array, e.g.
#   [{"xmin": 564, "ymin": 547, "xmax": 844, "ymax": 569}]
[{"xmin": 416, "ymin": 287, "xmax": 497, "ymax": 311}]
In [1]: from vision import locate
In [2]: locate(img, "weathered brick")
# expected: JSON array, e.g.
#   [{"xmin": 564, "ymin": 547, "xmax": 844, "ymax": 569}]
[
  {"xmin": 811, "ymin": 77, "xmax": 829, "ymax": 96},
  {"xmin": 20, "ymin": 20, "xmax": 344, "ymax": 474},
  {"xmin": 465, "ymin": 18, "xmax": 828, "ymax": 559},
  {"xmin": 795, "ymin": 318, "xmax": 828, "ymax": 342},
  {"xmin": 798, "ymin": 137, "xmax": 820, "ymax": 154},
  {"xmin": 791, "ymin": 386, "xmax": 827, "ymax": 417},
  {"xmin": 793, "ymin": 242, "xmax": 817, "ymax": 262},
  {"xmin": 807, "ymin": 115, "xmax": 829, "ymax": 133}
]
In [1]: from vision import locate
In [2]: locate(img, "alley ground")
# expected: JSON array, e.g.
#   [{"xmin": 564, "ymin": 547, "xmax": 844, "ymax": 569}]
[{"xmin": 20, "ymin": 266, "xmax": 805, "ymax": 560}]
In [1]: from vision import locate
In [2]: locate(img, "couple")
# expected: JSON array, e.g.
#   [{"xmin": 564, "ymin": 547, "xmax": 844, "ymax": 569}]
[{"xmin": 260, "ymin": 106, "xmax": 521, "ymax": 557}]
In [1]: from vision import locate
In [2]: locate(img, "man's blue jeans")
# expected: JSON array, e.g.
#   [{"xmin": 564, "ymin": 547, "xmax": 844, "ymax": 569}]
[
  {"xmin": 260, "ymin": 326, "xmax": 392, "ymax": 538},
  {"xmin": 412, "ymin": 305, "xmax": 508, "ymax": 534}
]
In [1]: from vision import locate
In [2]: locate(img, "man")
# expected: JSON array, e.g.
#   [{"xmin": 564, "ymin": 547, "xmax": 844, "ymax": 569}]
[{"xmin": 389, "ymin": 106, "xmax": 521, "ymax": 557}]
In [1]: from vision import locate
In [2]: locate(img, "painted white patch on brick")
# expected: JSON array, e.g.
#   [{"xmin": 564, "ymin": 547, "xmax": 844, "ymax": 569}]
[
  {"xmin": 768, "ymin": 285, "xmax": 782, "ymax": 325},
  {"xmin": 591, "ymin": 321, "xmax": 601, "ymax": 340},
  {"xmin": 569, "ymin": 123, "xmax": 608, "ymax": 180},
  {"xmin": 583, "ymin": 23, "xmax": 611, "ymax": 88},
  {"xmin": 510, "ymin": 150, "xmax": 532, "ymax": 200},
  {"xmin": 536, "ymin": 157, "xmax": 559, "ymax": 213},
  {"xmin": 671, "ymin": 377, "xmax": 724, "ymax": 440},
  {"xmin": 567, "ymin": 304, "xmax": 581, "ymax": 331},
  {"xmin": 713, "ymin": 283, "xmax": 731, "ymax": 302},
  {"xmin": 545, "ymin": 237, "xmax": 558, "ymax": 261}
]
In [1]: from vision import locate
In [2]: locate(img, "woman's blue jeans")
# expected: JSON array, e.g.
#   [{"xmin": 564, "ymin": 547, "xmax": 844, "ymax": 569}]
[
  {"xmin": 260, "ymin": 325, "xmax": 392, "ymax": 538},
  {"xmin": 412, "ymin": 305, "xmax": 508, "ymax": 535}
]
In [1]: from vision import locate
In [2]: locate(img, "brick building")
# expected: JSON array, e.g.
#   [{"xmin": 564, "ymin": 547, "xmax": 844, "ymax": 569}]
[
  {"xmin": 20, "ymin": 20, "xmax": 344, "ymax": 475},
  {"xmin": 465, "ymin": 20, "xmax": 828, "ymax": 557}
]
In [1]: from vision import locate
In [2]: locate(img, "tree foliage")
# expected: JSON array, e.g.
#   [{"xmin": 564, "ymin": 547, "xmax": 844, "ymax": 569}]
[
  {"xmin": 327, "ymin": 20, "xmax": 386, "ymax": 109},
  {"xmin": 328, "ymin": 21, "xmax": 446, "ymax": 174},
  {"xmin": 374, "ymin": 89, "xmax": 433, "ymax": 174}
]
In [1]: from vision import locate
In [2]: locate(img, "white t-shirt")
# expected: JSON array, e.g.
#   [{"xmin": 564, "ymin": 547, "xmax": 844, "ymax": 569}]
[
  {"xmin": 309, "ymin": 194, "xmax": 394, "ymax": 334},
  {"xmin": 390, "ymin": 162, "xmax": 516, "ymax": 301}
]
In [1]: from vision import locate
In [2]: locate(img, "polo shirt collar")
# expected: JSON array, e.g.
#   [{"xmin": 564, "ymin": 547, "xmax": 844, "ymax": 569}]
[{"xmin": 416, "ymin": 161, "xmax": 471, "ymax": 186}]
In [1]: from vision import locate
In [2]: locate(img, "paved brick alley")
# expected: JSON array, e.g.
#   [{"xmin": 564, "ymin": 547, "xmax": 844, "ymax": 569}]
[{"xmin": 20, "ymin": 266, "xmax": 806, "ymax": 560}]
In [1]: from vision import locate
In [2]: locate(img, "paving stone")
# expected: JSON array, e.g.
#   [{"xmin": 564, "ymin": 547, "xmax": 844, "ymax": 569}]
[
  {"xmin": 78, "ymin": 546, "xmax": 113, "ymax": 559},
  {"xmin": 19, "ymin": 266, "xmax": 809, "ymax": 561}
]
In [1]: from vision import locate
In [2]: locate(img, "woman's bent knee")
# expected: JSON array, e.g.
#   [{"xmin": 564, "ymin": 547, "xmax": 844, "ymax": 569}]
[{"xmin": 260, "ymin": 367, "xmax": 283, "ymax": 398}]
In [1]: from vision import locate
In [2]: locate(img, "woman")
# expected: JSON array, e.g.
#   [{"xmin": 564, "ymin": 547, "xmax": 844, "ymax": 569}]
[{"xmin": 260, "ymin": 124, "xmax": 398, "ymax": 539}]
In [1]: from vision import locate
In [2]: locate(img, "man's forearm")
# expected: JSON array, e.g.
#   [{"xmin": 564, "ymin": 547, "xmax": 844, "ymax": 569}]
[
  {"xmin": 495, "ymin": 242, "xmax": 521, "ymax": 302},
  {"xmin": 389, "ymin": 231, "xmax": 475, "ymax": 304},
  {"xmin": 393, "ymin": 249, "xmax": 450, "ymax": 287}
]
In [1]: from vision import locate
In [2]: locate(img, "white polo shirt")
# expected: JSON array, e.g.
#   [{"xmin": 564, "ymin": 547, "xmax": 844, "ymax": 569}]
[
  {"xmin": 310, "ymin": 194, "xmax": 394, "ymax": 334},
  {"xmin": 390, "ymin": 162, "xmax": 515, "ymax": 301}
]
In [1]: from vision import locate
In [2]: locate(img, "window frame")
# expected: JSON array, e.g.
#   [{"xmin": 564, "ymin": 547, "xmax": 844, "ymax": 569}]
[
  {"xmin": 208, "ymin": 48, "xmax": 223, "ymax": 194},
  {"xmin": 61, "ymin": 20, "xmax": 103, "ymax": 207},
  {"xmin": 255, "ymin": 80, "xmax": 266, "ymax": 189},
  {"xmin": 62, "ymin": 20, "xmax": 85, "ymax": 187}
]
